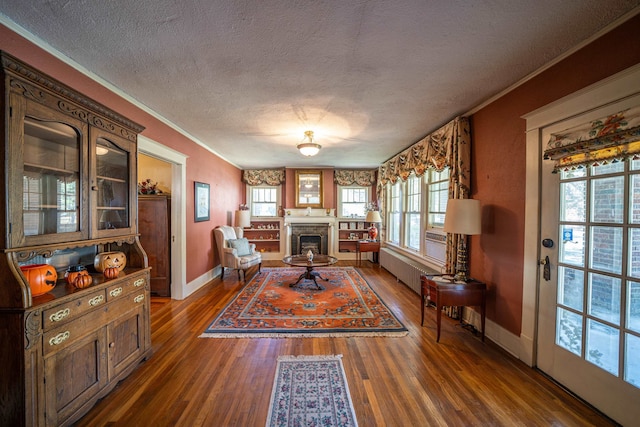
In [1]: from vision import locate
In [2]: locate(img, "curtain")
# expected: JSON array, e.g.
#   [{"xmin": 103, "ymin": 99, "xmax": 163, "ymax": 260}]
[
  {"xmin": 544, "ymin": 106, "xmax": 640, "ymax": 173},
  {"xmin": 242, "ymin": 168, "xmax": 286, "ymax": 186},
  {"xmin": 377, "ymin": 116, "xmax": 471, "ymax": 274},
  {"xmin": 333, "ymin": 170, "xmax": 376, "ymax": 186}
]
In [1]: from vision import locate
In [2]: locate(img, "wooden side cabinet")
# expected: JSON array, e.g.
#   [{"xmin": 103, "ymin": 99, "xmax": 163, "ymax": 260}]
[
  {"xmin": 420, "ymin": 275, "xmax": 486, "ymax": 342},
  {"xmin": 356, "ymin": 240, "xmax": 380, "ymax": 265}
]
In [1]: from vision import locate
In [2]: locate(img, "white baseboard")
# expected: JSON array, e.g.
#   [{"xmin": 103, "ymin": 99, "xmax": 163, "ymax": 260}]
[
  {"xmin": 182, "ymin": 266, "xmax": 221, "ymax": 299},
  {"xmin": 463, "ymin": 307, "xmax": 532, "ymax": 366}
]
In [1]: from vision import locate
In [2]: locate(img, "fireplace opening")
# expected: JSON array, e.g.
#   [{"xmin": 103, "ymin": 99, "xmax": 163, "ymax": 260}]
[
  {"xmin": 299, "ymin": 234, "xmax": 322, "ymax": 255},
  {"xmin": 290, "ymin": 223, "xmax": 330, "ymax": 255}
]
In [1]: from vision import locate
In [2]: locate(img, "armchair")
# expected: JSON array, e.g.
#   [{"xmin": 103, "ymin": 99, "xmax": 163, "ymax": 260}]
[{"xmin": 214, "ymin": 225, "xmax": 262, "ymax": 281}]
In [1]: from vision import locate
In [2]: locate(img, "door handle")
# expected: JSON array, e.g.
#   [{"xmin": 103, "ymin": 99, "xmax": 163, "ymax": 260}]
[{"xmin": 540, "ymin": 255, "xmax": 551, "ymax": 281}]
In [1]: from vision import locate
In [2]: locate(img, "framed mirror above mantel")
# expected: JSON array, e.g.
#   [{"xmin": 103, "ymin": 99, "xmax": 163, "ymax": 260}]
[{"xmin": 295, "ymin": 170, "xmax": 323, "ymax": 208}]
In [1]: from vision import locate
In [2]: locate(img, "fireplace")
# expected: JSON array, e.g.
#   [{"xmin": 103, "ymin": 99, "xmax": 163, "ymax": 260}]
[{"xmin": 290, "ymin": 224, "xmax": 329, "ymax": 255}]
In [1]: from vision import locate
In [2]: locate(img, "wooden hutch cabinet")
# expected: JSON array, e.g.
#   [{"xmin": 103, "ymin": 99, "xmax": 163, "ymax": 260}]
[{"xmin": 0, "ymin": 52, "xmax": 152, "ymax": 426}]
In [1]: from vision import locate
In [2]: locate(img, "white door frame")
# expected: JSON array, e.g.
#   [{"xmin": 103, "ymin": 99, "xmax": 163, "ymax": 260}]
[
  {"xmin": 138, "ymin": 135, "xmax": 189, "ymax": 300},
  {"xmin": 521, "ymin": 63, "xmax": 640, "ymax": 367}
]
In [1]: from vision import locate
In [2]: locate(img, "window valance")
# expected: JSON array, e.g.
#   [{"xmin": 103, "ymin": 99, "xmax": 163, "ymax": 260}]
[
  {"xmin": 378, "ymin": 116, "xmax": 471, "ymax": 197},
  {"xmin": 242, "ymin": 168, "xmax": 286, "ymax": 186},
  {"xmin": 333, "ymin": 170, "xmax": 376, "ymax": 186},
  {"xmin": 377, "ymin": 116, "xmax": 471, "ymax": 276},
  {"xmin": 544, "ymin": 106, "xmax": 640, "ymax": 173}
]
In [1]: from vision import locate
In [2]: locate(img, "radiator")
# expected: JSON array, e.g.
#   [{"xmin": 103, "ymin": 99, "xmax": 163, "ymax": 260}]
[{"xmin": 380, "ymin": 248, "xmax": 439, "ymax": 294}]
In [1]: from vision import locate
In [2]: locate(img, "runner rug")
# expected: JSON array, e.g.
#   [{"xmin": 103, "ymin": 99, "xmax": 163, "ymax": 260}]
[
  {"xmin": 200, "ymin": 267, "xmax": 407, "ymax": 338},
  {"xmin": 265, "ymin": 355, "xmax": 358, "ymax": 427}
]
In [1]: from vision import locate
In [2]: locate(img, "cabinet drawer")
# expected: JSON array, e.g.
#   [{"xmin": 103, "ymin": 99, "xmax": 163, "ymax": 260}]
[
  {"xmin": 107, "ymin": 290, "xmax": 148, "ymax": 319},
  {"xmin": 106, "ymin": 274, "xmax": 147, "ymax": 301},
  {"xmin": 42, "ymin": 289, "xmax": 107, "ymax": 331},
  {"xmin": 43, "ymin": 307, "xmax": 108, "ymax": 357}
]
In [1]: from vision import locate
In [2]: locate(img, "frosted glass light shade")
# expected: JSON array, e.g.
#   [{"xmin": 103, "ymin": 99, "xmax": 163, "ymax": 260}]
[{"xmin": 297, "ymin": 142, "xmax": 321, "ymax": 156}]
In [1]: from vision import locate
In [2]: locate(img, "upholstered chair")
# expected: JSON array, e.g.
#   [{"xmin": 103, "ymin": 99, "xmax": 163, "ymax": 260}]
[{"xmin": 214, "ymin": 225, "xmax": 262, "ymax": 281}]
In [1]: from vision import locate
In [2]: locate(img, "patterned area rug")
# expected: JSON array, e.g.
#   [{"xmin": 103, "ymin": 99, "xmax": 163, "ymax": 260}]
[
  {"xmin": 200, "ymin": 267, "xmax": 407, "ymax": 338},
  {"xmin": 265, "ymin": 355, "xmax": 358, "ymax": 427}
]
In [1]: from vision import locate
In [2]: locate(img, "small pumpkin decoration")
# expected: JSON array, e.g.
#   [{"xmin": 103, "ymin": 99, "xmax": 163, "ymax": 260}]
[
  {"xmin": 65, "ymin": 265, "xmax": 89, "ymax": 284},
  {"xmin": 103, "ymin": 267, "xmax": 119, "ymax": 279},
  {"xmin": 73, "ymin": 274, "xmax": 93, "ymax": 289},
  {"xmin": 94, "ymin": 251, "xmax": 126, "ymax": 273},
  {"xmin": 20, "ymin": 264, "xmax": 58, "ymax": 297}
]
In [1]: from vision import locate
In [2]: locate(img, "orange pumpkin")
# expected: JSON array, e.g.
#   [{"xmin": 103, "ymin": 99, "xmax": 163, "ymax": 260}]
[
  {"xmin": 73, "ymin": 274, "xmax": 93, "ymax": 289},
  {"xmin": 20, "ymin": 264, "xmax": 58, "ymax": 297},
  {"xmin": 65, "ymin": 265, "xmax": 89, "ymax": 284},
  {"xmin": 103, "ymin": 267, "xmax": 119, "ymax": 279},
  {"xmin": 94, "ymin": 251, "xmax": 126, "ymax": 272}
]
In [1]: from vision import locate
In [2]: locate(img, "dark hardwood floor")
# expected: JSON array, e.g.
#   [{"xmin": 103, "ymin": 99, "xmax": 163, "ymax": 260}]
[{"xmin": 75, "ymin": 261, "xmax": 615, "ymax": 426}]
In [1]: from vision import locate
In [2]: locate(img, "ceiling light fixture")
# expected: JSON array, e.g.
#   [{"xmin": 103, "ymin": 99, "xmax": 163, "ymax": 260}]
[{"xmin": 297, "ymin": 130, "xmax": 321, "ymax": 156}]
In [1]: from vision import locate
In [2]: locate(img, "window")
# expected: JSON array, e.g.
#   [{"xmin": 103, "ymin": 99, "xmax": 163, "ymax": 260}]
[
  {"xmin": 427, "ymin": 168, "xmax": 449, "ymax": 228},
  {"xmin": 338, "ymin": 186, "xmax": 368, "ymax": 218},
  {"xmin": 388, "ymin": 182, "xmax": 401, "ymax": 244},
  {"xmin": 405, "ymin": 175, "xmax": 421, "ymax": 250},
  {"xmin": 248, "ymin": 186, "xmax": 280, "ymax": 217},
  {"xmin": 384, "ymin": 168, "xmax": 450, "ymax": 266}
]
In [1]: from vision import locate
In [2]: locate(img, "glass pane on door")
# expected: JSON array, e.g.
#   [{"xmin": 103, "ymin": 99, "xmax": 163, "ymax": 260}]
[
  {"xmin": 586, "ymin": 319, "xmax": 619, "ymax": 375},
  {"xmin": 625, "ymin": 333, "xmax": 640, "ymax": 386},
  {"xmin": 556, "ymin": 307, "xmax": 582, "ymax": 356}
]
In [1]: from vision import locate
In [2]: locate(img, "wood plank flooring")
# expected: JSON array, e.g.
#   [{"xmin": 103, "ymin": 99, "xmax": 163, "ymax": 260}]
[{"xmin": 76, "ymin": 261, "xmax": 615, "ymax": 426}]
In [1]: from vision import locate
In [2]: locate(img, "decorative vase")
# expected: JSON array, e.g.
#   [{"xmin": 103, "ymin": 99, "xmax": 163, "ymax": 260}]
[
  {"xmin": 368, "ymin": 224, "xmax": 378, "ymax": 241},
  {"xmin": 307, "ymin": 250, "xmax": 314, "ymax": 262},
  {"xmin": 94, "ymin": 251, "xmax": 127, "ymax": 272},
  {"xmin": 20, "ymin": 264, "xmax": 58, "ymax": 297}
]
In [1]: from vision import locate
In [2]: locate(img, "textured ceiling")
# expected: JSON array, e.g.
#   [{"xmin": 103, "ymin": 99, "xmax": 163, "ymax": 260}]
[{"xmin": 1, "ymin": 1, "xmax": 639, "ymax": 169}]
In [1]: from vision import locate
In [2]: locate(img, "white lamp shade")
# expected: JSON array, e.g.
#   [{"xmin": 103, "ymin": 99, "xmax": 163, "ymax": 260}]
[
  {"xmin": 443, "ymin": 199, "xmax": 481, "ymax": 235},
  {"xmin": 234, "ymin": 210, "xmax": 251, "ymax": 228},
  {"xmin": 365, "ymin": 210, "xmax": 382, "ymax": 223}
]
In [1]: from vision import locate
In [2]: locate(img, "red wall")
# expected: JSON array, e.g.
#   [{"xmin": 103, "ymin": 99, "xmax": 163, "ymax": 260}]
[
  {"xmin": 470, "ymin": 14, "xmax": 640, "ymax": 335},
  {"xmin": 0, "ymin": 25, "xmax": 244, "ymax": 283}
]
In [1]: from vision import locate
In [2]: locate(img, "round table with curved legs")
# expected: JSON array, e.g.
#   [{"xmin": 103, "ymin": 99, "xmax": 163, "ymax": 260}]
[{"xmin": 282, "ymin": 254, "xmax": 338, "ymax": 290}]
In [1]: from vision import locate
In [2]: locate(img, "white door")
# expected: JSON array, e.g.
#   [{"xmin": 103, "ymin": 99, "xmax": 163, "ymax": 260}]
[{"xmin": 537, "ymin": 102, "xmax": 640, "ymax": 426}]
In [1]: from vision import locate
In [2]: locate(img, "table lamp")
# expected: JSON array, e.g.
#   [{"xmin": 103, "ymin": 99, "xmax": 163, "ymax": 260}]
[
  {"xmin": 443, "ymin": 199, "xmax": 481, "ymax": 281},
  {"xmin": 234, "ymin": 209, "xmax": 251, "ymax": 228},
  {"xmin": 365, "ymin": 210, "xmax": 382, "ymax": 241}
]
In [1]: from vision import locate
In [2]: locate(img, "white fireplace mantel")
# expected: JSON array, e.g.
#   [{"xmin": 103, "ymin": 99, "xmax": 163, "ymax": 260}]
[{"xmin": 284, "ymin": 214, "xmax": 336, "ymax": 256}]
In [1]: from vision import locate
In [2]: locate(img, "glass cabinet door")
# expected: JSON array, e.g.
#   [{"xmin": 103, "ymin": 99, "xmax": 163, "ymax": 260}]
[
  {"xmin": 91, "ymin": 129, "xmax": 137, "ymax": 237},
  {"xmin": 10, "ymin": 99, "xmax": 89, "ymax": 247}
]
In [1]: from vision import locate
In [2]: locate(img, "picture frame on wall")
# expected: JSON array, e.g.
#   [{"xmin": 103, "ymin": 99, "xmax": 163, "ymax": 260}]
[{"xmin": 194, "ymin": 181, "xmax": 210, "ymax": 222}]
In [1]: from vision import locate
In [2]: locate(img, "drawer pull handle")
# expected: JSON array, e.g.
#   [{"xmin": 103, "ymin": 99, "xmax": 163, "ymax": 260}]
[
  {"xmin": 134, "ymin": 294, "xmax": 145, "ymax": 304},
  {"xmin": 110, "ymin": 287, "xmax": 123, "ymax": 298},
  {"xmin": 49, "ymin": 308, "xmax": 70, "ymax": 322},
  {"xmin": 49, "ymin": 331, "xmax": 70, "ymax": 346},
  {"xmin": 134, "ymin": 278, "xmax": 145, "ymax": 287},
  {"xmin": 88, "ymin": 295, "xmax": 104, "ymax": 306}
]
